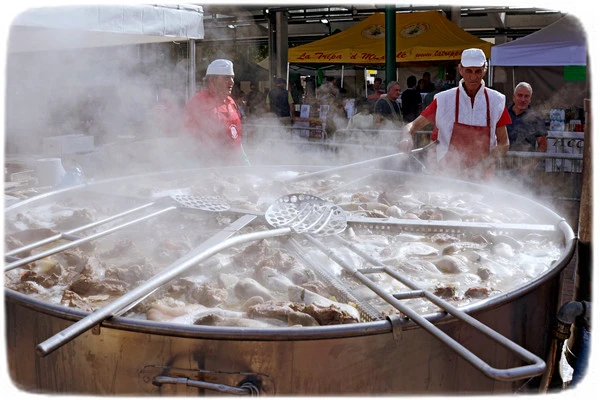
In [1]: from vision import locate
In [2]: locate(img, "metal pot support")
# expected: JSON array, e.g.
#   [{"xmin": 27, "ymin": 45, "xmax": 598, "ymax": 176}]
[{"xmin": 298, "ymin": 232, "xmax": 547, "ymax": 381}]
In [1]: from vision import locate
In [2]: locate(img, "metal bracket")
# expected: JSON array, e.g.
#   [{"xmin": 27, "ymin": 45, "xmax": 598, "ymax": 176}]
[
  {"xmin": 91, "ymin": 324, "xmax": 101, "ymax": 335},
  {"xmin": 139, "ymin": 365, "xmax": 274, "ymax": 396},
  {"xmin": 387, "ymin": 315, "xmax": 405, "ymax": 343}
]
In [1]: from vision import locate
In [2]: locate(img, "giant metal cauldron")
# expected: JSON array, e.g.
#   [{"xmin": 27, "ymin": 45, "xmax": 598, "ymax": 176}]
[{"xmin": 4, "ymin": 166, "xmax": 576, "ymax": 395}]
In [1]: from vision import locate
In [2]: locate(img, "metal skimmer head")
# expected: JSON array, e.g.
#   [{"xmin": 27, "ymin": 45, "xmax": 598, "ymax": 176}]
[
  {"xmin": 170, "ymin": 194, "xmax": 231, "ymax": 212},
  {"xmin": 265, "ymin": 193, "xmax": 347, "ymax": 236}
]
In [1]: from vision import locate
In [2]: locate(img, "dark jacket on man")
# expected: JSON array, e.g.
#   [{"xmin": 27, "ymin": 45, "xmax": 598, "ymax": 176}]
[{"xmin": 268, "ymin": 86, "xmax": 292, "ymax": 118}]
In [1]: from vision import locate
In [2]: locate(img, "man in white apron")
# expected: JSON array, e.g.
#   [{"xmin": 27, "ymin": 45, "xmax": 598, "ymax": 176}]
[{"xmin": 401, "ymin": 48, "xmax": 511, "ymax": 180}]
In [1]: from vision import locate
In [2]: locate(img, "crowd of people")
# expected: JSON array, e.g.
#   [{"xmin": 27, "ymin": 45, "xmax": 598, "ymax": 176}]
[{"xmin": 165, "ymin": 47, "xmax": 551, "ymax": 181}]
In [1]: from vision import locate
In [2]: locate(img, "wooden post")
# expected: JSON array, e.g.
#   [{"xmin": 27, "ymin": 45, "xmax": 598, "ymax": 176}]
[
  {"xmin": 565, "ymin": 98, "xmax": 592, "ymax": 373},
  {"xmin": 576, "ymin": 98, "xmax": 592, "ymax": 301}
]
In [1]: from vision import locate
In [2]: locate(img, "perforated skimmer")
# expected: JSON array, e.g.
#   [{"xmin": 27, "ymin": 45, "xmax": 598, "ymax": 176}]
[
  {"xmin": 265, "ymin": 193, "xmax": 347, "ymax": 236},
  {"xmin": 170, "ymin": 194, "xmax": 231, "ymax": 212}
]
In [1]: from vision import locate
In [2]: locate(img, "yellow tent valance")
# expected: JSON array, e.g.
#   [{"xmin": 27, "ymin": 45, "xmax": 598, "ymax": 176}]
[{"xmin": 288, "ymin": 11, "xmax": 492, "ymax": 64}]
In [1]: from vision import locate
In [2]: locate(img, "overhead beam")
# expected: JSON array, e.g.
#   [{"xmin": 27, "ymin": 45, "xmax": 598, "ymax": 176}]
[{"xmin": 487, "ymin": 11, "xmax": 506, "ymax": 28}]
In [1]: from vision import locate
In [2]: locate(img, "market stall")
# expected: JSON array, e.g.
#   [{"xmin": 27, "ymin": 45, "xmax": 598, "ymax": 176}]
[
  {"xmin": 490, "ymin": 14, "xmax": 589, "ymax": 110},
  {"xmin": 287, "ymin": 10, "xmax": 492, "ymax": 122},
  {"xmin": 288, "ymin": 10, "xmax": 491, "ymax": 65}
]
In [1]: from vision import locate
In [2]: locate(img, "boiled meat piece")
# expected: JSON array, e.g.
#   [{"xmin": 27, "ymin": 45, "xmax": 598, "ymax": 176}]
[
  {"xmin": 53, "ymin": 208, "xmax": 96, "ymax": 230},
  {"xmin": 433, "ymin": 255, "xmax": 466, "ymax": 274},
  {"xmin": 60, "ymin": 289, "xmax": 95, "ymax": 312},
  {"xmin": 433, "ymin": 284, "xmax": 457, "ymax": 299},
  {"xmin": 19, "ymin": 269, "xmax": 60, "ymax": 288},
  {"xmin": 255, "ymin": 266, "xmax": 295, "ymax": 293},
  {"xmin": 441, "ymin": 241, "xmax": 486, "ymax": 256},
  {"xmin": 290, "ymin": 302, "xmax": 359, "ymax": 325},
  {"xmin": 68, "ymin": 276, "xmax": 128, "ymax": 297},
  {"xmin": 105, "ymin": 263, "xmax": 154, "ymax": 285},
  {"xmin": 288, "ymin": 285, "xmax": 360, "ymax": 322},
  {"xmin": 194, "ymin": 313, "xmax": 275, "ymax": 327},
  {"xmin": 241, "ymin": 296, "xmax": 265, "ymax": 311},
  {"xmin": 248, "ymin": 301, "xmax": 321, "ymax": 327},
  {"xmin": 167, "ymin": 278, "xmax": 228, "ymax": 307},
  {"xmin": 235, "ymin": 277, "xmax": 276, "ymax": 301},
  {"xmin": 146, "ymin": 297, "xmax": 205, "ymax": 321},
  {"xmin": 247, "ymin": 301, "xmax": 294, "ymax": 322},
  {"xmin": 287, "ymin": 310, "xmax": 320, "ymax": 326},
  {"xmin": 465, "ymin": 287, "xmax": 492, "ymax": 299},
  {"xmin": 286, "ymin": 266, "xmax": 316, "ymax": 286},
  {"xmin": 100, "ymin": 239, "xmax": 136, "ymax": 258},
  {"xmin": 5, "ymin": 228, "xmax": 57, "ymax": 248}
]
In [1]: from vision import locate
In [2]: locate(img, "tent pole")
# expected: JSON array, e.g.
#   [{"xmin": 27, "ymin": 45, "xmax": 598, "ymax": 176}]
[
  {"xmin": 384, "ymin": 6, "xmax": 397, "ymax": 84},
  {"xmin": 341, "ymin": 65, "xmax": 345, "ymax": 88},
  {"xmin": 512, "ymin": 67, "xmax": 515, "ymax": 91},
  {"xmin": 364, "ymin": 68, "xmax": 368, "ymax": 97},
  {"xmin": 286, "ymin": 62, "xmax": 290, "ymax": 88},
  {"xmin": 187, "ymin": 39, "xmax": 196, "ymax": 99}
]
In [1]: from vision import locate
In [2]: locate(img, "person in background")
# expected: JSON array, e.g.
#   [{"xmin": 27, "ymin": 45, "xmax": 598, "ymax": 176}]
[
  {"xmin": 246, "ymin": 81, "xmax": 266, "ymax": 117},
  {"xmin": 418, "ymin": 78, "xmax": 446, "ymax": 143},
  {"xmin": 317, "ymin": 76, "xmax": 340, "ymax": 106},
  {"xmin": 401, "ymin": 48, "xmax": 510, "ymax": 180},
  {"xmin": 400, "ymin": 75, "xmax": 422, "ymax": 123},
  {"xmin": 367, "ymin": 77, "xmax": 385, "ymax": 99},
  {"xmin": 346, "ymin": 98, "xmax": 375, "ymax": 132},
  {"xmin": 332, "ymin": 77, "xmax": 347, "ymax": 98},
  {"xmin": 443, "ymin": 69, "xmax": 457, "ymax": 90},
  {"xmin": 366, "ymin": 76, "xmax": 385, "ymax": 112},
  {"xmin": 182, "ymin": 59, "xmax": 250, "ymax": 166},
  {"xmin": 421, "ymin": 71, "xmax": 435, "ymax": 93},
  {"xmin": 231, "ymin": 82, "xmax": 247, "ymax": 120},
  {"xmin": 423, "ymin": 78, "xmax": 445, "ymax": 109},
  {"xmin": 374, "ymin": 81, "xmax": 402, "ymax": 128},
  {"xmin": 266, "ymin": 77, "xmax": 295, "ymax": 125},
  {"xmin": 325, "ymin": 100, "xmax": 349, "ymax": 137},
  {"xmin": 417, "ymin": 79, "xmax": 427, "ymax": 93},
  {"xmin": 291, "ymin": 80, "xmax": 304, "ymax": 106},
  {"xmin": 506, "ymin": 81, "xmax": 548, "ymax": 173}
]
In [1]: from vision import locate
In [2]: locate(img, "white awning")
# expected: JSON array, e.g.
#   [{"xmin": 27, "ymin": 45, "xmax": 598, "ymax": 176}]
[{"xmin": 8, "ymin": 3, "xmax": 204, "ymax": 53}]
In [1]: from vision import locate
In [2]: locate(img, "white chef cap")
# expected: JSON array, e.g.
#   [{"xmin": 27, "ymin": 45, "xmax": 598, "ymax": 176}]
[{"xmin": 206, "ymin": 59, "xmax": 235, "ymax": 76}]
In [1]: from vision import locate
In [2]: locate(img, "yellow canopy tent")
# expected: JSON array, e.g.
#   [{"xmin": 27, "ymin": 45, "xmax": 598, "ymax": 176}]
[{"xmin": 288, "ymin": 10, "xmax": 491, "ymax": 65}]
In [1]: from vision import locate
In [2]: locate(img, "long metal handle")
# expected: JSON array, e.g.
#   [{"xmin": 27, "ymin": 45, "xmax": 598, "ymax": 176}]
[
  {"xmin": 36, "ymin": 218, "xmax": 290, "ymax": 357},
  {"xmin": 5, "ymin": 206, "xmax": 177, "ymax": 271},
  {"xmin": 346, "ymin": 216, "xmax": 558, "ymax": 234},
  {"xmin": 304, "ymin": 233, "xmax": 546, "ymax": 381},
  {"xmin": 5, "ymin": 201, "xmax": 157, "ymax": 258},
  {"xmin": 284, "ymin": 141, "xmax": 438, "ymax": 183}
]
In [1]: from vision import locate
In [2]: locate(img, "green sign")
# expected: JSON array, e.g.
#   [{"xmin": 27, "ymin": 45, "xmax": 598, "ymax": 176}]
[{"xmin": 564, "ymin": 66, "xmax": 587, "ymax": 82}]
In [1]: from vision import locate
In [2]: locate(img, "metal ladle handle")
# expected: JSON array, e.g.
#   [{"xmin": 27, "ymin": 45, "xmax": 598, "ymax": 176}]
[
  {"xmin": 5, "ymin": 194, "xmax": 231, "ymax": 272},
  {"xmin": 283, "ymin": 141, "xmax": 438, "ymax": 183}
]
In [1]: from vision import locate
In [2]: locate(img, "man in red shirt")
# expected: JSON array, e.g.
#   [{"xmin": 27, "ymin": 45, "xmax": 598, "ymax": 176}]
[
  {"xmin": 182, "ymin": 59, "xmax": 250, "ymax": 166},
  {"xmin": 401, "ymin": 48, "xmax": 511, "ymax": 180}
]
